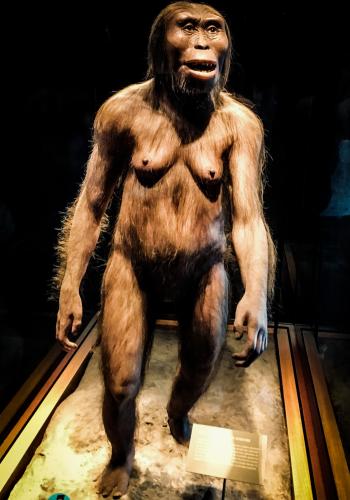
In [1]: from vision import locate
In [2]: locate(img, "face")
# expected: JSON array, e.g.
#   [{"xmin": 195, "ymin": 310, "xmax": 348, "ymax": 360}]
[{"xmin": 165, "ymin": 6, "xmax": 229, "ymax": 94}]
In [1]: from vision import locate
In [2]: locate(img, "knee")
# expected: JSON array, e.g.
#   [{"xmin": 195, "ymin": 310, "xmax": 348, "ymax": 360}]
[
  {"xmin": 107, "ymin": 376, "xmax": 140, "ymax": 405},
  {"xmin": 181, "ymin": 338, "xmax": 223, "ymax": 382},
  {"xmin": 183, "ymin": 336, "xmax": 220, "ymax": 366},
  {"xmin": 181, "ymin": 355, "xmax": 214, "ymax": 383}
]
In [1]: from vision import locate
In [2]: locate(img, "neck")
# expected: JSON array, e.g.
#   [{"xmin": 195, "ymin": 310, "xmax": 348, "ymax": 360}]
[{"xmin": 154, "ymin": 77, "xmax": 216, "ymax": 124}]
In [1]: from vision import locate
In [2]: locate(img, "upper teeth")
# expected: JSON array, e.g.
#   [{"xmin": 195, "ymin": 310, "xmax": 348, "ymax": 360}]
[{"xmin": 188, "ymin": 62, "xmax": 215, "ymax": 71}]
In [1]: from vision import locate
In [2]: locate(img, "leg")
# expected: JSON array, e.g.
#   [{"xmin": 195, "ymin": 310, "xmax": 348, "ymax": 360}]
[
  {"xmin": 98, "ymin": 251, "xmax": 150, "ymax": 498},
  {"xmin": 167, "ymin": 262, "xmax": 229, "ymax": 444}
]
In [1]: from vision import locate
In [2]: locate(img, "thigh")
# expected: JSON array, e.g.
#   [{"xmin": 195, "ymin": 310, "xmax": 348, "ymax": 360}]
[
  {"xmin": 100, "ymin": 250, "xmax": 148, "ymax": 391},
  {"xmin": 180, "ymin": 262, "xmax": 229, "ymax": 370}
]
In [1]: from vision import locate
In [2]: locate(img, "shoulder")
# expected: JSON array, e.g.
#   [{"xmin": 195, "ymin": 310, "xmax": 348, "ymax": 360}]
[
  {"xmin": 218, "ymin": 91, "xmax": 264, "ymax": 140},
  {"xmin": 94, "ymin": 80, "xmax": 152, "ymax": 134}
]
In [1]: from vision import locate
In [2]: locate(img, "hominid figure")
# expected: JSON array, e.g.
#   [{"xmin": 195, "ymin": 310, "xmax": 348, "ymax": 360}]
[{"xmin": 55, "ymin": 2, "xmax": 276, "ymax": 497}]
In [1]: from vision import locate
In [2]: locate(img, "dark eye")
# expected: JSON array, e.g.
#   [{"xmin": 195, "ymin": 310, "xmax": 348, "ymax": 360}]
[
  {"xmin": 207, "ymin": 25, "xmax": 219, "ymax": 33},
  {"xmin": 183, "ymin": 22, "xmax": 195, "ymax": 32}
]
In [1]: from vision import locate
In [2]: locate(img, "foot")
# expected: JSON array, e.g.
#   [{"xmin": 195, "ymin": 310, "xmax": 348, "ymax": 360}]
[
  {"xmin": 98, "ymin": 449, "xmax": 134, "ymax": 498},
  {"xmin": 168, "ymin": 414, "xmax": 192, "ymax": 444}
]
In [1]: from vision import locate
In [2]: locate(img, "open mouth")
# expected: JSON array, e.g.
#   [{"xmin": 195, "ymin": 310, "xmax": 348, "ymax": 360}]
[{"xmin": 184, "ymin": 60, "xmax": 217, "ymax": 72}]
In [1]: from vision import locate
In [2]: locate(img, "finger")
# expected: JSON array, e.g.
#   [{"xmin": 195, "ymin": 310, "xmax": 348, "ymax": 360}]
[
  {"xmin": 234, "ymin": 330, "xmax": 268, "ymax": 367},
  {"xmin": 57, "ymin": 319, "xmax": 78, "ymax": 351},
  {"xmin": 247, "ymin": 322, "xmax": 258, "ymax": 351},
  {"xmin": 63, "ymin": 338, "xmax": 78, "ymax": 351},
  {"xmin": 233, "ymin": 324, "xmax": 244, "ymax": 340},
  {"xmin": 63, "ymin": 326, "xmax": 78, "ymax": 350},
  {"xmin": 232, "ymin": 344, "xmax": 251, "ymax": 361},
  {"xmin": 258, "ymin": 330, "xmax": 268, "ymax": 353},
  {"xmin": 71, "ymin": 317, "xmax": 82, "ymax": 336},
  {"xmin": 255, "ymin": 329, "xmax": 264, "ymax": 355},
  {"xmin": 233, "ymin": 325, "xmax": 259, "ymax": 367},
  {"xmin": 232, "ymin": 343, "xmax": 256, "ymax": 368},
  {"xmin": 233, "ymin": 319, "xmax": 247, "ymax": 338},
  {"xmin": 263, "ymin": 333, "xmax": 268, "ymax": 351},
  {"xmin": 56, "ymin": 315, "xmax": 71, "ymax": 340},
  {"xmin": 233, "ymin": 307, "xmax": 248, "ymax": 339},
  {"xmin": 234, "ymin": 350, "xmax": 259, "ymax": 368}
]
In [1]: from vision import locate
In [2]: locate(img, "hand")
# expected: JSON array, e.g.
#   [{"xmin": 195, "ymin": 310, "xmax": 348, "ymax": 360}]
[
  {"xmin": 56, "ymin": 284, "xmax": 82, "ymax": 352},
  {"xmin": 232, "ymin": 293, "xmax": 268, "ymax": 368}
]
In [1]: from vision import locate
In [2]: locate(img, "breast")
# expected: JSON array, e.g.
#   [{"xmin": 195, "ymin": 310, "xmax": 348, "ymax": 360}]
[
  {"xmin": 131, "ymin": 144, "xmax": 175, "ymax": 172},
  {"xmin": 130, "ymin": 111, "xmax": 180, "ymax": 177},
  {"xmin": 181, "ymin": 112, "xmax": 231, "ymax": 184},
  {"xmin": 182, "ymin": 142, "xmax": 224, "ymax": 184}
]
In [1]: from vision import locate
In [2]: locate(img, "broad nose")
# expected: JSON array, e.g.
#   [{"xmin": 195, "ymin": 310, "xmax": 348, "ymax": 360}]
[{"xmin": 194, "ymin": 31, "xmax": 209, "ymax": 50}]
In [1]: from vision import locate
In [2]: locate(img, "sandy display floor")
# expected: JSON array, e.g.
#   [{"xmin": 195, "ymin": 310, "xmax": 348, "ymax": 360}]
[{"xmin": 10, "ymin": 328, "xmax": 291, "ymax": 499}]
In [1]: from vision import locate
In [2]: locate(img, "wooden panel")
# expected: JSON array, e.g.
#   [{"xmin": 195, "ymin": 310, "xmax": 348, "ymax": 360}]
[
  {"xmin": 0, "ymin": 314, "xmax": 98, "ymax": 461},
  {"xmin": 0, "ymin": 343, "xmax": 63, "ymax": 436},
  {"xmin": 155, "ymin": 318, "xmax": 178, "ymax": 329},
  {"xmin": 289, "ymin": 326, "xmax": 335, "ymax": 499},
  {"xmin": 277, "ymin": 329, "xmax": 313, "ymax": 499},
  {"xmin": 157, "ymin": 318, "xmax": 236, "ymax": 332},
  {"xmin": 0, "ymin": 323, "xmax": 98, "ymax": 497},
  {"xmin": 156, "ymin": 319, "xmax": 273, "ymax": 335},
  {"xmin": 304, "ymin": 331, "xmax": 350, "ymax": 500}
]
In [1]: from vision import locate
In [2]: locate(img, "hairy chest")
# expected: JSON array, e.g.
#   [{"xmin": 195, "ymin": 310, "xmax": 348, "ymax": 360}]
[{"xmin": 128, "ymin": 107, "xmax": 233, "ymax": 184}]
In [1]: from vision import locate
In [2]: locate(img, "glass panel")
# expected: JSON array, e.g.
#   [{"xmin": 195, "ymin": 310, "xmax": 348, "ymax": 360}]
[
  {"xmin": 318, "ymin": 334, "xmax": 350, "ymax": 468},
  {"xmin": 9, "ymin": 327, "xmax": 291, "ymax": 499},
  {"xmin": 1, "ymin": 4, "xmax": 348, "ymax": 489}
]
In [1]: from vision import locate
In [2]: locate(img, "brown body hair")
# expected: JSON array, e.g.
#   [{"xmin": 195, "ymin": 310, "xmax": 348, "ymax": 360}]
[{"xmin": 54, "ymin": 5, "xmax": 277, "ymax": 496}]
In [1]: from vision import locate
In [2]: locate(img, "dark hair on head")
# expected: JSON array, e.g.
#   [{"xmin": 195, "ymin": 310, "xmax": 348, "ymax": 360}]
[{"xmin": 146, "ymin": 1, "xmax": 232, "ymax": 91}]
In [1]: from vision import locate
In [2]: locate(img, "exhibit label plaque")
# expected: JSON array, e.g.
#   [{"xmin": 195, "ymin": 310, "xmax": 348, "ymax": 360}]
[{"xmin": 186, "ymin": 424, "xmax": 267, "ymax": 485}]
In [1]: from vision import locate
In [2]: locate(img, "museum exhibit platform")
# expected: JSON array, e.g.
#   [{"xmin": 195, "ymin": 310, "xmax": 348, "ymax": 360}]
[{"xmin": 0, "ymin": 317, "xmax": 349, "ymax": 499}]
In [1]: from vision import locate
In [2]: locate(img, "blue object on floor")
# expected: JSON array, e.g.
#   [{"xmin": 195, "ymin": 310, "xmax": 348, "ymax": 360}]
[{"xmin": 48, "ymin": 494, "xmax": 70, "ymax": 500}]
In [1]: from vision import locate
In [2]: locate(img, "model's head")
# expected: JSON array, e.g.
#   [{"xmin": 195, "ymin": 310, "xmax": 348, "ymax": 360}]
[{"xmin": 147, "ymin": 2, "xmax": 232, "ymax": 96}]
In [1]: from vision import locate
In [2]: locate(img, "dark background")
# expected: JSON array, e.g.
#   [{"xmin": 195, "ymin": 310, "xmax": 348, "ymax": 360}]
[{"xmin": 1, "ymin": 2, "xmax": 349, "ymax": 409}]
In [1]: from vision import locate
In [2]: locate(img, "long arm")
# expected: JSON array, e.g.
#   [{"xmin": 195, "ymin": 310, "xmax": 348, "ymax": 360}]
[
  {"xmin": 229, "ymin": 107, "xmax": 276, "ymax": 367},
  {"xmin": 56, "ymin": 120, "xmax": 120, "ymax": 351}
]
